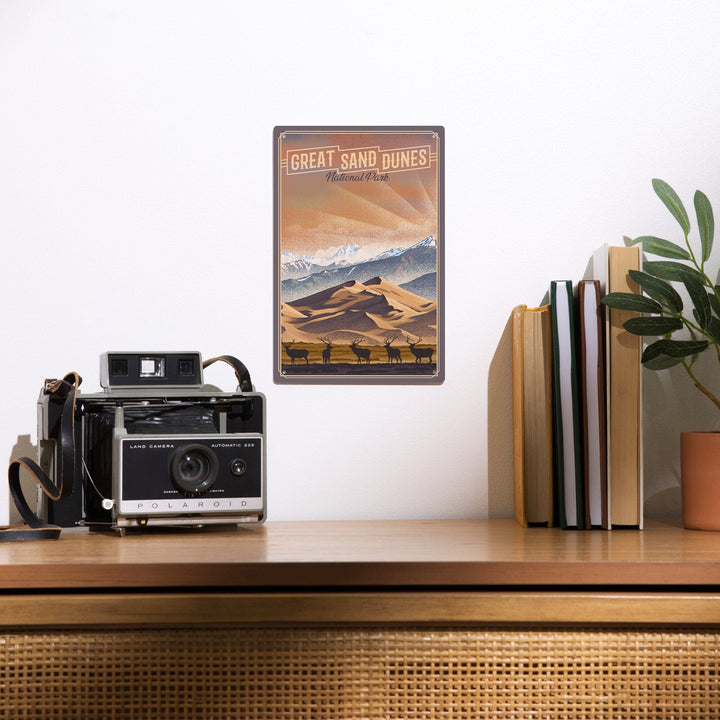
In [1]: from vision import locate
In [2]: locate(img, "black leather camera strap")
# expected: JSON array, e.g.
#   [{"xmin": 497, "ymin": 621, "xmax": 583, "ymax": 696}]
[
  {"xmin": 1, "ymin": 372, "xmax": 81, "ymax": 542},
  {"xmin": 202, "ymin": 355, "xmax": 253, "ymax": 392}
]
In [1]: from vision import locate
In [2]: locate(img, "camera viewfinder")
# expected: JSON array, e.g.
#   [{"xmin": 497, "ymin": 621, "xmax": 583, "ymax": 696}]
[
  {"xmin": 110, "ymin": 358, "xmax": 129, "ymax": 377},
  {"xmin": 139, "ymin": 356, "xmax": 166, "ymax": 378},
  {"xmin": 178, "ymin": 358, "xmax": 195, "ymax": 376}
]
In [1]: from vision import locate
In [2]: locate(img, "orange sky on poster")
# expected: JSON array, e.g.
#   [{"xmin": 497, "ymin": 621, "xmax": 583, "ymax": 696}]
[{"xmin": 278, "ymin": 130, "xmax": 440, "ymax": 258}]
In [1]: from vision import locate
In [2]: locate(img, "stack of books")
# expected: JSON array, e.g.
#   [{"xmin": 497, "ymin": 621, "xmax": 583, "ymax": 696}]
[{"xmin": 512, "ymin": 244, "xmax": 643, "ymax": 529}]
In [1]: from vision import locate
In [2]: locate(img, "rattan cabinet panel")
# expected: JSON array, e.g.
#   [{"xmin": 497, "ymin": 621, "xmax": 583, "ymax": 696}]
[{"xmin": 1, "ymin": 626, "xmax": 718, "ymax": 720}]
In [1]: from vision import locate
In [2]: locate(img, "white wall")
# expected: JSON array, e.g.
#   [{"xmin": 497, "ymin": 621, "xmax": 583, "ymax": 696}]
[{"xmin": 2, "ymin": 1, "xmax": 720, "ymax": 525}]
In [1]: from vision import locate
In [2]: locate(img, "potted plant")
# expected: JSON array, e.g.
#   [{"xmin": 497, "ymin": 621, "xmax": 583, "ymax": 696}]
[{"xmin": 602, "ymin": 178, "xmax": 720, "ymax": 529}]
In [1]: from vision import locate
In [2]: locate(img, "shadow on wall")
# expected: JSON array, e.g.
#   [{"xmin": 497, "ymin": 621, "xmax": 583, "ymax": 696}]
[
  {"xmin": 8, "ymin": 434, "xmax": 37, "ymax": 525},
  {"xmin": 642, "ymin": 353, "xmax": 720, "ymax": 517},
  {"xmin": 487, "ymin": 313, "xmax": 514, "ymax": 519}
]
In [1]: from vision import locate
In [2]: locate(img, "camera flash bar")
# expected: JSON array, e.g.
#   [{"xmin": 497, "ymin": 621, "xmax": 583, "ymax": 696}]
[{"xmin": 101, "ymin": 352, "xmax": 203, "ymax": 389}]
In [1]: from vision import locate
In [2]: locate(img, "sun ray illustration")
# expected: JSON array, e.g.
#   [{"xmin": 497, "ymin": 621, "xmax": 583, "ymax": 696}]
[{"xmin": 278, "ymin": 130, "xmax": 440, "ymax": 256}]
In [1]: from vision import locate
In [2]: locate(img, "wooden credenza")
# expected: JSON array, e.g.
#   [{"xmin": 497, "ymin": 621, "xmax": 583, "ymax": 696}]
[{"xmin": 0, "ymin": 518, "xmax": 718, "ymax": 718}]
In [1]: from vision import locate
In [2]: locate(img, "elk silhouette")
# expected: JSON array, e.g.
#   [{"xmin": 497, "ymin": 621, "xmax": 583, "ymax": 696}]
[
  {"xmin": 406, "ymin": 335, "xmax": 434, "ymax": 363},
  {"xmin": 319, "ymin": 336, "xmax": 333, "ymax": 365},
  {"xmin": 349, "ymin": 337, "xmax": 372, "ymax": 364},
  {"xmin": 282, "ymin": 339, "xmax": 309, "ymax": 365},
  {"xmin": 383, "ymin": 336, "xmax": 402, "ymax": 363}
]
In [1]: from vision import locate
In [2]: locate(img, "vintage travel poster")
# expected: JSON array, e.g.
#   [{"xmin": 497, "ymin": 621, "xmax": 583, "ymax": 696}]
[{"xmin": 274, "ymin": 127, "xmax": 444, "ymax": 384}]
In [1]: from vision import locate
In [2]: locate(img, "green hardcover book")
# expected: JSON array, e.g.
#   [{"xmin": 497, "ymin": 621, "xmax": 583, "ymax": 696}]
[{"xmin": 550, "ymin": 280, "xmax": 586, "ymax": 529}]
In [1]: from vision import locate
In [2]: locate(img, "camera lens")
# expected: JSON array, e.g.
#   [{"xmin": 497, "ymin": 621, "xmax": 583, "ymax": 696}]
[{"xmin": 170, "ymin": 444, "xmax": 219, "ymax": 497}]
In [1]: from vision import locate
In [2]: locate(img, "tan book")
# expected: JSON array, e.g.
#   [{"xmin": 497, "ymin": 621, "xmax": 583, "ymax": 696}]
[
  {"xmin": 512, "ymin": 304, "xmax": 554, "ymax": 526},
  {"xmin": 595, "ymin": 244, "xmax": 643, "ymax": 528}
]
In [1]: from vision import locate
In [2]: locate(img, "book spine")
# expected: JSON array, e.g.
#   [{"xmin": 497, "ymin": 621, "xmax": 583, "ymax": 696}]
[
  {"xmin": 511, "ymin": 305, "xmax": 529, "ymax": 528},
  {"xmin": 550, "ymin": 281, "xmax": 585, "ymax": 529},
  {"xmin": 607, "ymin": 245, "xmax": 643, "ymax": 528}
]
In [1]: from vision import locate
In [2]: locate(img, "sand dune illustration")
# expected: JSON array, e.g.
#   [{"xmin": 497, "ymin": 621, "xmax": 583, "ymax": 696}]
[{"xmin": 280, "ymin": 277, "xmax": 437, "ymax": 344}]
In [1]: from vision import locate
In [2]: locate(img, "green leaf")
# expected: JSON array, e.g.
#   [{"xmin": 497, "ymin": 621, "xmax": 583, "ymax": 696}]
[
  {"xmin": 642, "ymin": 338, "xmax": 709, "ymax": 362},
  {"xmin": 643, "ymin": 354, "xmax": 685, "ymax": 371},
  {"xmin": 653, "ymin": 178, "xmax": 690, "ymax": 235},
  {"xmin": 643, "ymin": 260, "xmax": 706, "ymax": 283},
  {"xmin": 708, "ymin": 316, "xmax": 720, "ymax": 345},
  {"xmin": 694, "ymin": 189, "xmax": 714, "ymax": 262},
  {"xmin": 623, "ymin": 316, "xmax": 683, "ymax": 335},
  {"xmin": 683, "ymin": 273, "xmax": 712, "ymax": 329},
  {"xmin": 628, "ymin": 269, "xmax": 683, "ymax": 313},
  {"xmin": 710, "ymin": 292, "xmax": 720, "ymax": 319},
  {"xmin": 601, "ymin": 292, "xmax": 662, "ymax": 313},
  {"xmin": 629, "ymin": 235, "xmax": 691, "ymax": 260}
]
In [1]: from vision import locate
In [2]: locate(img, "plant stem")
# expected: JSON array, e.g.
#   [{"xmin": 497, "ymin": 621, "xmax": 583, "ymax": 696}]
[
  {"xmin": 682, "ymin": 360, "xmax": 720, "ymax": 411},
  {"xmin": 685, "ymin": 230, "xmax": 699, "ymax": 269},
  {"xmin": 693, "ymin": 381, "xmax": 720, "ymax": 412}
]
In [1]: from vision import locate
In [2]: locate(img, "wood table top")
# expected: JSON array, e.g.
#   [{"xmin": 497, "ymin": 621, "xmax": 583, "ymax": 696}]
[{"xmin": 0, "ymin": 518, "xmax": 717, "ymax": 590}]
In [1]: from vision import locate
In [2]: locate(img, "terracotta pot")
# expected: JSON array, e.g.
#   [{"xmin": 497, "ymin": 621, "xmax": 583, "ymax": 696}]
[{"xmin": 681, "ymin": 432, "xmax": 720, "ymax": 531}]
